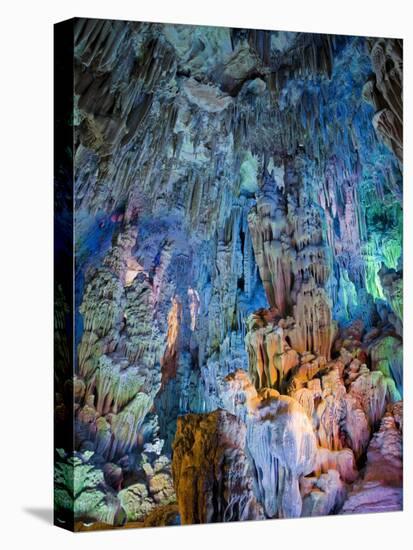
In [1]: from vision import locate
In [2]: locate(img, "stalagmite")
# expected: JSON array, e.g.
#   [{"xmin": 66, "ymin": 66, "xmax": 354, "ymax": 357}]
[
  {"xmin": 287, "ymin": 279, "xmax": 336, "ymax": 360},
  {"xmin": 172, "ymin": 410, "xmax": 263, "ymax": 523},
  {"xmin": 341, "ymin": 403, "xmax": 403, "ymax": 513},
  {"xmin": 222, "ymin": 370, "xmax": 317, "ymax": 518},
  {"xmin": 245, "ymin": 309, "xmax": 299, "ymax": 391}
]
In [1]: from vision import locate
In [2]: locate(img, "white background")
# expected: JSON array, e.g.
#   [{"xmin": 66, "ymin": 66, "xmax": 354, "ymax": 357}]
[{"xmin": 0, "ymin": 0, "xmax": 411, "ymax": 548}]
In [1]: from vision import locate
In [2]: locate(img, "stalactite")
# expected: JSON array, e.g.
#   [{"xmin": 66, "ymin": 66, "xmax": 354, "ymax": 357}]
[{"xmin": 364, "ymin": 38, "xmax": 403, "ymax": 163}]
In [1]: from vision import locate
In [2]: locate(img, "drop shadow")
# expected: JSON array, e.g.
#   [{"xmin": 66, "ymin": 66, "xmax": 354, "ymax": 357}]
[{"xmin": 23, "ymin": 507, "xmax": 54, "ymax": 525}]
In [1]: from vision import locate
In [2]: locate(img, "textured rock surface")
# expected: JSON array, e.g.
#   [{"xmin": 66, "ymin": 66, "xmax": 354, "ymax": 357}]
[
  {"xmin": 222, "ymin": 369, "xmax": 317, "ymax": 518},
  {"xmin": 363, "ymin": 39, "xmax": 403, "ymax": 163},
  {"xmin": 172, "ymin": 410, "xmax": 263, "ymax": 523},
  {"xmin": 246, "ymin": 390, "xmax": 317, "ymax": 518},
  {"xmin": 341, "ymin": 403, "xmax": 403, "ymax": 513},
  {"xmin": 54, "ymin": 19, "xmax": 403, "ymax": 528}
]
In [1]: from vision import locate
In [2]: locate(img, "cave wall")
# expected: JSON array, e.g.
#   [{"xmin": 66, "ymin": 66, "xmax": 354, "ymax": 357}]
[{"xmin": 54, "ymin": 18, "xmax": 403, "ymax": 529}]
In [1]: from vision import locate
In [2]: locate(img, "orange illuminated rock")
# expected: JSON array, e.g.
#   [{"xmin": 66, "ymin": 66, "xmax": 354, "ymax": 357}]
[{"xmin": 172, "ymin": 410, "xmax": 263, "ymax": 524}]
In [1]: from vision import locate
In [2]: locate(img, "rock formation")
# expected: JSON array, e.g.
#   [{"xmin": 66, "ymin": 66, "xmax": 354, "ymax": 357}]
[
  {"xmin": 172, "ymin": 410, "xmax": 263, "ymax": 523},
  {"xmin": 363, "ymin": 38, "xmax": 403, "ymax": 163}
]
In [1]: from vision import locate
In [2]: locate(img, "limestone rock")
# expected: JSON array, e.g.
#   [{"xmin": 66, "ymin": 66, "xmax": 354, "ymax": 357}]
[
  {"xmin": 182, "ymin": 78, "xmax": 232, "ymax": 113},
  {"xmin": 118, "ymin": 483, "xmax": 155, "ymax": 522},
  {"xmin": 172, "ymin": 410, "xmax": 263, "ymax": 523},
  {"xmin": 301, "ymin": 470, "xmax": 346, "ymax": 517},
  {"xmin": 341, "ymin": 403, "xmax": 403, "ymax": 513}
]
